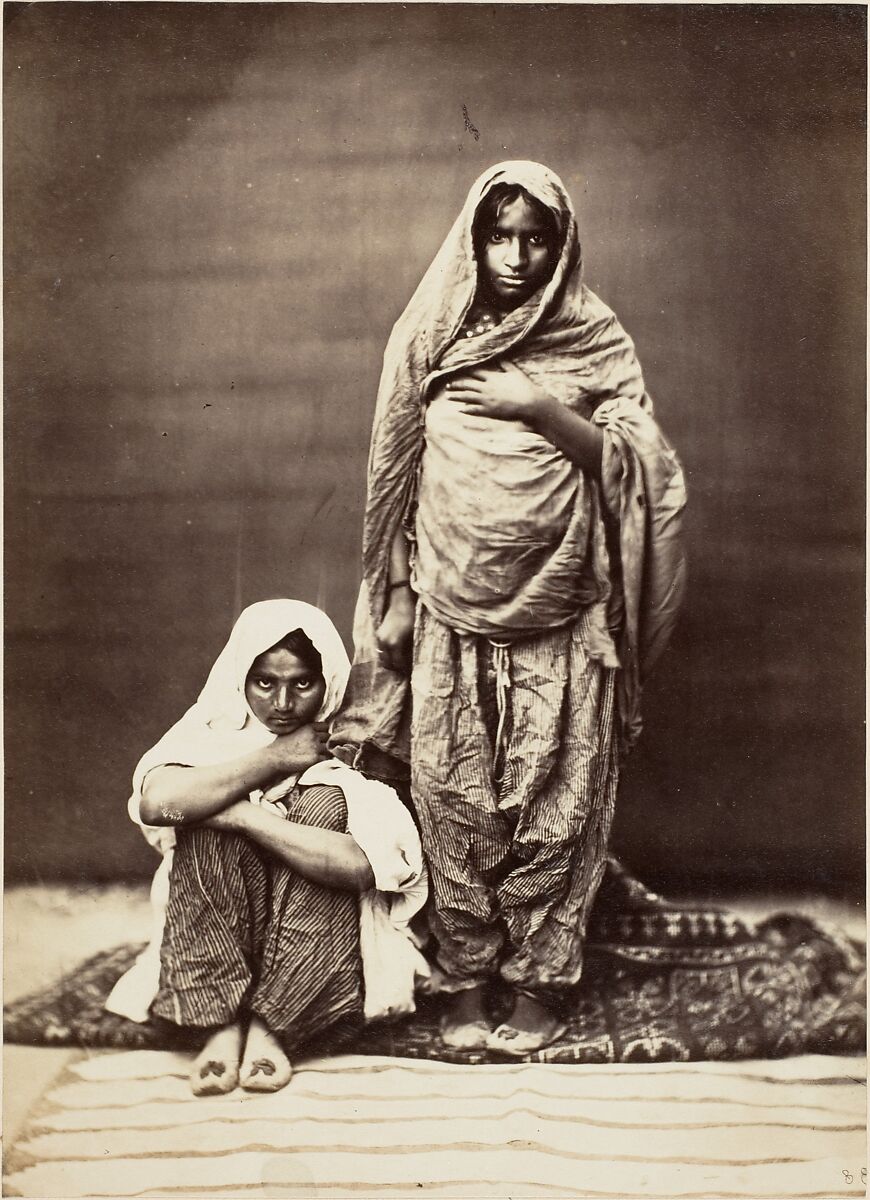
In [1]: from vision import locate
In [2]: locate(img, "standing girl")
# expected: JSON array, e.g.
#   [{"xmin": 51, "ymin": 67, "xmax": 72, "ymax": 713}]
[{"xmin": 331, "ymin": 162, "xmax": 686, "ymax": 1054}]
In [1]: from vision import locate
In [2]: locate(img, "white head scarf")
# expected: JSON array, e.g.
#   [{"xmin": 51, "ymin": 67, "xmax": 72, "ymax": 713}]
[
  {"xmin": 132, "ymin": 599, "xmax": 350, "ymax": 797},
  {"xmin": 195, "ymin": 599, "xmax": 350, "ymax": 730}
]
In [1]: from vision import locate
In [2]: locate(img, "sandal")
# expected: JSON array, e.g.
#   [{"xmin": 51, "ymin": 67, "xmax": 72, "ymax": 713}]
[{"xmin": 486, "ymin": 1021, "xmax": 567, "ymax": 1057}]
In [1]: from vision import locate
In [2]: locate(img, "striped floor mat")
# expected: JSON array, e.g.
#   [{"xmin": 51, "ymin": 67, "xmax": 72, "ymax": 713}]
[{"xmin": 4, "ymin": 1051, "xmax": 866, "ymax": 1198}]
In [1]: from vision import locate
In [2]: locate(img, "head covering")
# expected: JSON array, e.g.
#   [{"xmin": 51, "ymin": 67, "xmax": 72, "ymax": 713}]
[
  {"xmin": 361, "ymin": 160, "xmax": 647, "ymax": 609},
  {"xmin": 390, "ymin": 161, "xmax": 583, "ymax": 370},
  {"xmin": 330, "ymin": 162, "xmax": 686, "ymax": 772},
  {"xmin": 195, "ymin": 599, "xmax": 349, "ymax": 730},
  {"xmin": 113, "ymin": 599, "xmax": 429, "ymax": 1028},
  {"xmin": 133, "ymin": 599, "xmax": 350, "ymax": 798}
]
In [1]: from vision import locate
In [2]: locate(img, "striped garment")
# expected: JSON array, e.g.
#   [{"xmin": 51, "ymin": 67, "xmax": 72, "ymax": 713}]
[
  {"xmin": 411, "ymin": 605, "xmax": 618, "ymax": 1001},
  {"xmin": 151, "ymin": 784, "xmax": 364, "ymax": 1053}
]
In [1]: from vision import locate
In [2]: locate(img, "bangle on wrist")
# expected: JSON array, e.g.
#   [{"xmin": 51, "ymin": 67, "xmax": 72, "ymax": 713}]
[{"xmin": 387, "ymin": 579, "xmax": 412, "ymax": 592}]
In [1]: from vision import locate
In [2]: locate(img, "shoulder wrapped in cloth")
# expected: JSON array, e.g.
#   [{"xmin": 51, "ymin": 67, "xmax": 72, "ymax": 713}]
[
  {"xmin": 330, "ymin": 161, "xmax": 686, "ymax": 772},
  {"xmin": 106, "ymin": 599, "xmax": 429, "ymax": 1025}
]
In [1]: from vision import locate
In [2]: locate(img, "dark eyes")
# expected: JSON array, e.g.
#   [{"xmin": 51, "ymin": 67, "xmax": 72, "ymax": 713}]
[
  {"xmin": 252, "ymin": 677, "xmax": 315, "ymax": 691},
  {"xmin": 488, "ymin": 232, "xmax": 548, "ymax": 247}
]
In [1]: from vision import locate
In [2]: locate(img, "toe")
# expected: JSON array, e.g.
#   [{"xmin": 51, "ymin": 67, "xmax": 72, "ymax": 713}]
[{"xmin": 240, "ymin": 1057, "xmax": 292, "ymax": 1092}]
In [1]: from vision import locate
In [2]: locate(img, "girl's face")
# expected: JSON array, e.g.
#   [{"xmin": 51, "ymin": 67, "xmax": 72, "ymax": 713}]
[
  {"xmin": 244, "ymin": 647, "xmax": 326, "ymax": 735},
  {"xmin": 479, "ymin": 194, "xmax": 556, "ymax": 311}
]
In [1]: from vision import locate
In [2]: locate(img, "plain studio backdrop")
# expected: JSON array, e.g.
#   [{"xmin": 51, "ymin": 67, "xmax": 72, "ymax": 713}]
[{"xmin": 3, "ymin": 3, "xmax": 865, "ymax": 898}]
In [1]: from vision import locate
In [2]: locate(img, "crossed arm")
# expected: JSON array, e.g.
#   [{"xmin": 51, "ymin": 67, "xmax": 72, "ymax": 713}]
[{"xmin": 139, "ymin": 728, "xmax": 375, "ymax": 893}]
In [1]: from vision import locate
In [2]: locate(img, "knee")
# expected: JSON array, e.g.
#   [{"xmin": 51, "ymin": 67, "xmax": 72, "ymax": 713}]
[
  {"xmin": 176, "ymin": 823, "xmax": 238, "ymax": 848},
  {"xmin": 288, "ymin": 785, "xmax": 348, "ymax": 833},
  {"xmin": 174, "ymin": 823, "xmax": 250, "ymax": 866}
]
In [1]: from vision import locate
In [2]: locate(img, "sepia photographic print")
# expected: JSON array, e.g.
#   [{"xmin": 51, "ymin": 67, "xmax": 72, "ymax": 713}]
[{"xmin": 3, "ymin": 2, "xmax": 866, "ymax": 1198}]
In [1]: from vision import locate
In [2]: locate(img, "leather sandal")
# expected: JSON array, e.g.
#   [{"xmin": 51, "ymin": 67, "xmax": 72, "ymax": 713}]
[{"xmin": 486, "ymin": 1021, "xmax": 567, "ymax": 1056}]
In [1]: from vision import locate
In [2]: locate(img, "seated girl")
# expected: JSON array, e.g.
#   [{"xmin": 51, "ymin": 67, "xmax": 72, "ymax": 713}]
[{"xmin": 105, "ymin": 599, "xmax": 428, "ymax": 1096}]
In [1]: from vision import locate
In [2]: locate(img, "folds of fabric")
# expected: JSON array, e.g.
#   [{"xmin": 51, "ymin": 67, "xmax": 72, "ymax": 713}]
[
  {"xmin": 411, "ymin": 605, "xmax": 619, "ymax": 998},
  {"xmin": 414, "ymin": 391, "xmax": 613, "ymax": 639},
  {"xmin": 330, "ymin": 161, "xmax": 686, "ymax": 772},
  {"xmin": 131, "ymin": 598, "xmax": 352, "ymax": 854},
  {"xmin": 107, "ymin": 599, "xmax": 428, "ymax": 1025},
  {"xmin": 151, "ymin": 785, "xmax": 363, "ymax": 1053},
  {"xmin": 595, "ymin": 395, "xmax": 688, "ymax": 745},
  {"xmin": 287, "ymin": 759, "xmax": 431, "ymax": 1021}
]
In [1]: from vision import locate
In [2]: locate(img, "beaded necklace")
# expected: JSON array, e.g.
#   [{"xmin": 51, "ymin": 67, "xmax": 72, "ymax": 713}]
[{"xmin": 458, "ymin": 300, "xmax": 503, "ymax": 340}]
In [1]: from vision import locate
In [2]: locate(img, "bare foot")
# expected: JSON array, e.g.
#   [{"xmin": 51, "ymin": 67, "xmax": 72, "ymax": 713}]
[
  {"xmin": 506, "ymin": 993, "xmax": 564, "ymax": 1040},
  {"xmin": 191, "ymin": 1021, "xmax": 244, "ymax": 1096},
  {"xmin": 440, "ymin": 985, "xmax": 491, "ymax": 1049},
  {"xmin": 240, "ymin": 1015, "xmax": 293, "ymax": 1092},
  {"xmin": 487, "ymin": 992, "xmax": 566, "ymax": 1056}
]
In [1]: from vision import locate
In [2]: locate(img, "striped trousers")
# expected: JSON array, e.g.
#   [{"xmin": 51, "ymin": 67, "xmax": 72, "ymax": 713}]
[
  {"xmin": 411, "ymin": 605, "xmax": 618, "ymax": 1001},
  {"xmin": 151, "ymin": 785, "xmax": 364, "ymax": 1052}
]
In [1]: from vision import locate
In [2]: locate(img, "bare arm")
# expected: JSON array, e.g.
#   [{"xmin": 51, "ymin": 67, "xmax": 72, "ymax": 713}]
[
  {"xmin": 526, "ymin": 392, "xmax": 604, "ymax": 478},
  {"xmin": 388, "ymin": 524, "xmax": 412, "ymax": 585},
  {"xmin": 206, "ymin": 799, "xmax": 375, "ymax": 892},
  {"xmin": 375, "ymin": 528, "xmax": 416, "ymax": 673},
  {"xmin": 139, "ymin": 725, "xmax": 329, "ymax": 826},
  {"xmin": 445, "ymin": 363, "xmax": 603, "ymax": 478}
]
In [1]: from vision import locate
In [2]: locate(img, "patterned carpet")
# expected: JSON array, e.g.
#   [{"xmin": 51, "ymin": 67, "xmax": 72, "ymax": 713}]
[{"xmin": 5, "ymin": 862, "xmax": 865, "ymax": 1064}]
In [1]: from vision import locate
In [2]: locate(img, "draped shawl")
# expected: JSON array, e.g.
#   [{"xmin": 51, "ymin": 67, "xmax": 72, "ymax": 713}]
[
  {"xmin": 106, "ymin": 599, "xmax": 429, "ymax": 1024},
  {"xmin": 330, "ymin": 161, "xmax": 686, "ymax": 774}
]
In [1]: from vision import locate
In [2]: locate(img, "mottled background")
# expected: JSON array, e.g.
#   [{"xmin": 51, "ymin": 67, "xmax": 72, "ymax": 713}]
[{"xmin": 4, "ymin": 3, "xmax": 864, "ymax": 892}]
